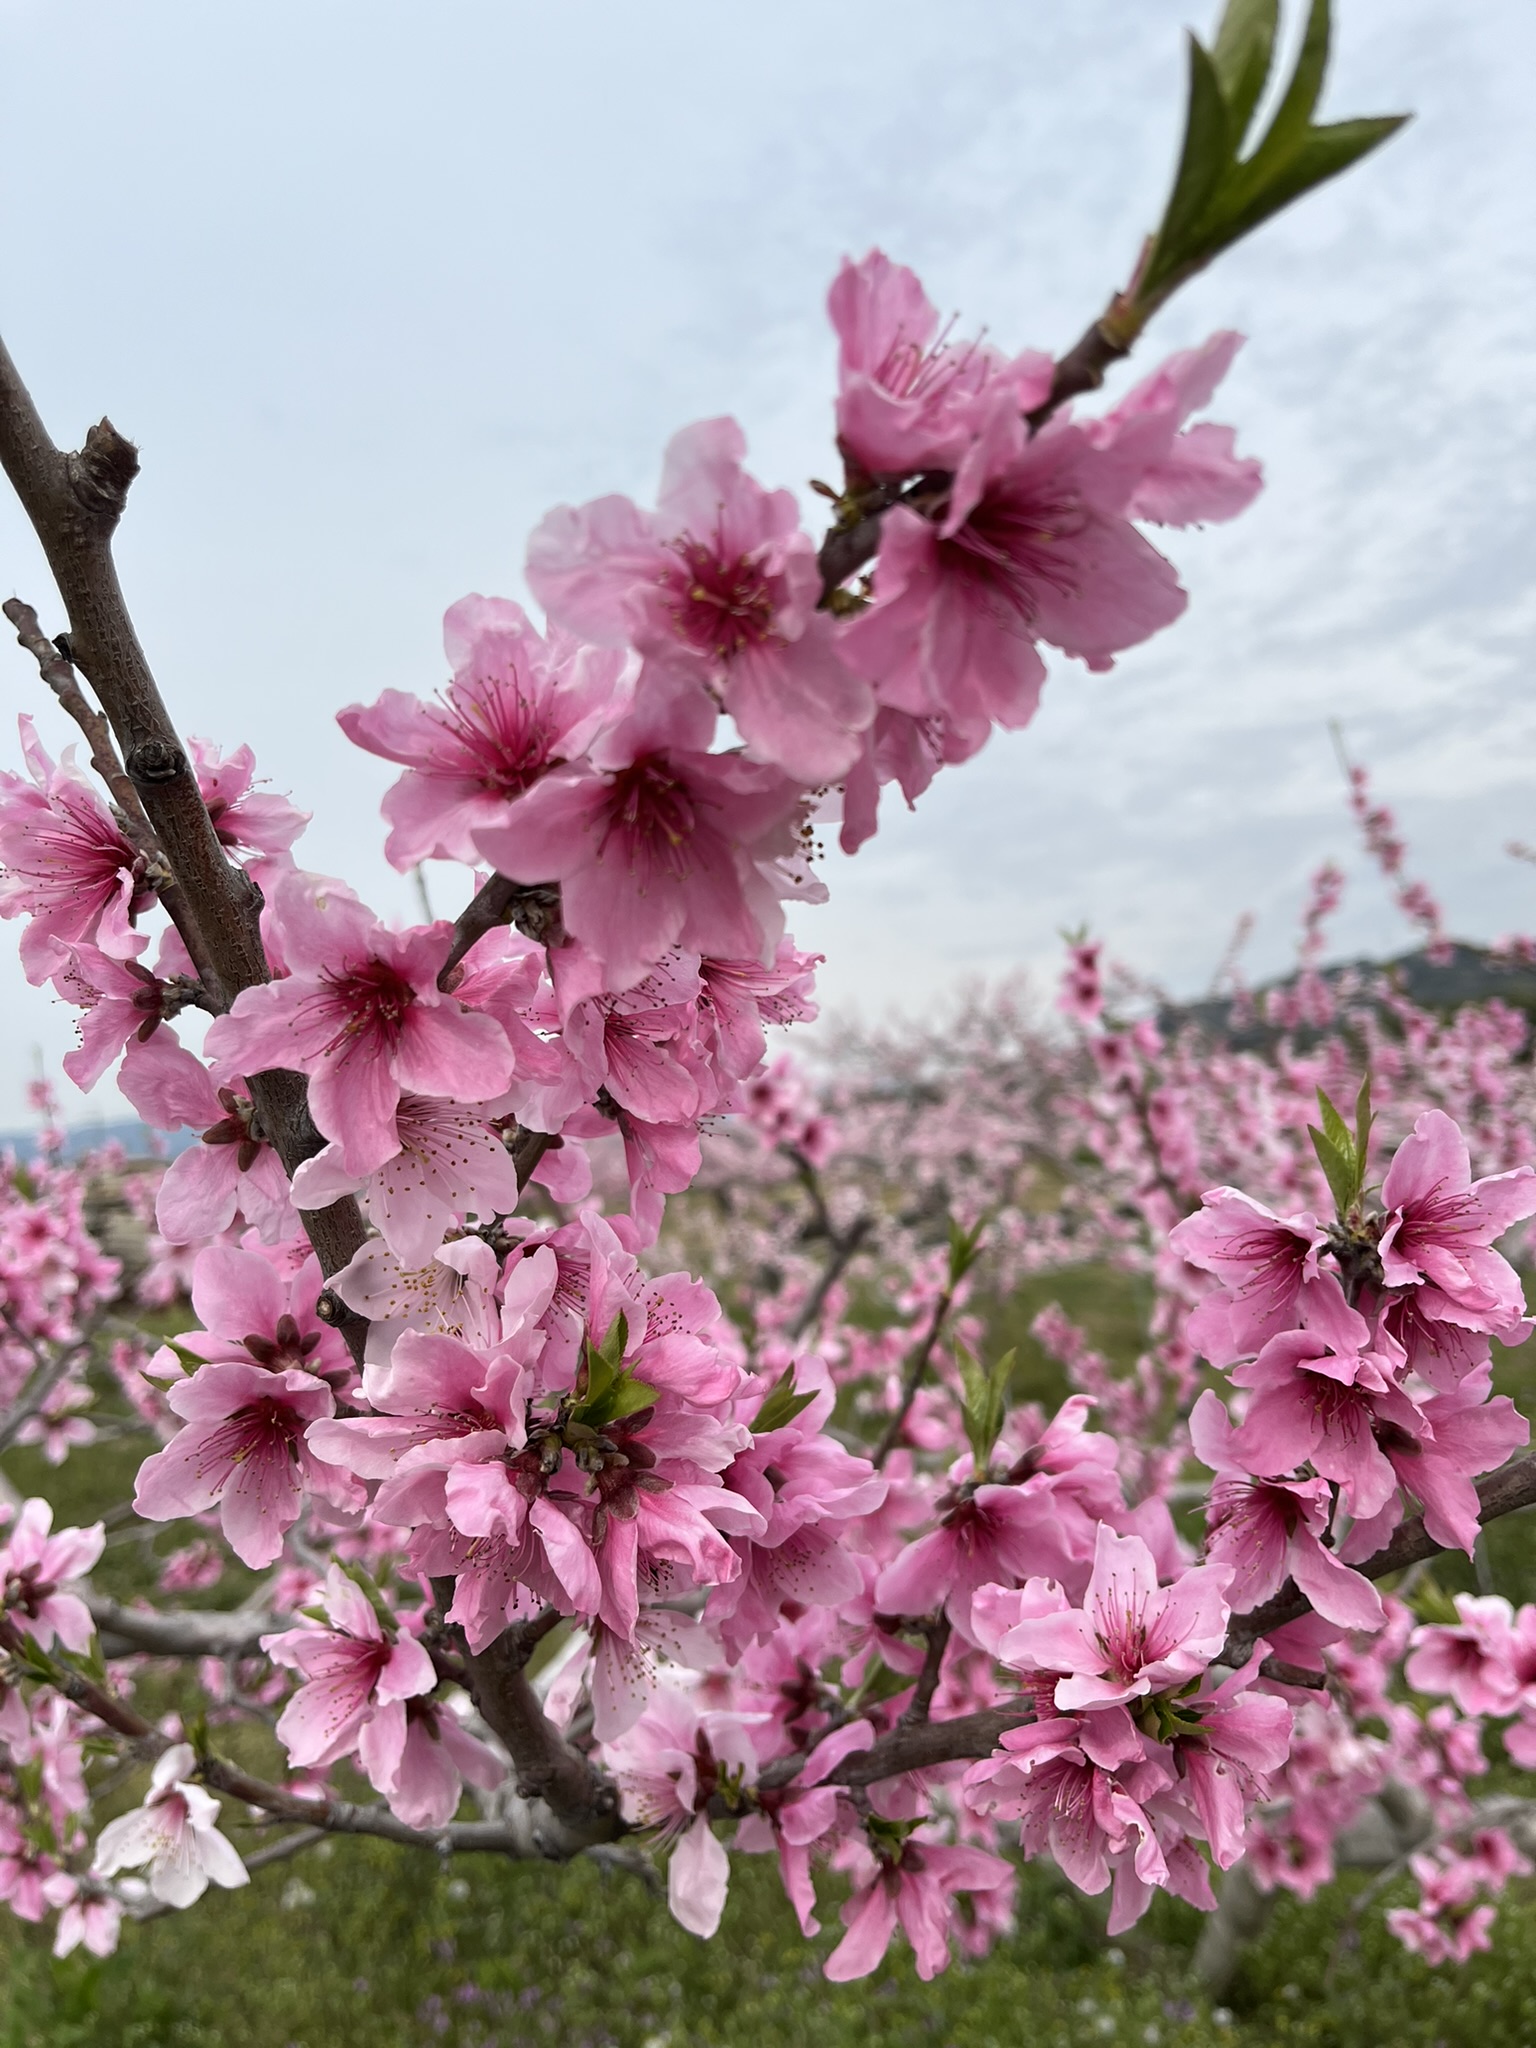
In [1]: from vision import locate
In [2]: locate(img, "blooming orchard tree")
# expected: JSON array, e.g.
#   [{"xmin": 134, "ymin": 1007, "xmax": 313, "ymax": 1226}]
[{"xmin": 6, "ymin": 0, "xmax": 1533, "ymax": 1995}]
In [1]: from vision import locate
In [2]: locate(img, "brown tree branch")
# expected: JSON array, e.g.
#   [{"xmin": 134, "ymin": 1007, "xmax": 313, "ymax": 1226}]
[
  {"xmin": 429, "ymin": 1589, "xmax": 620, "ymax": 1853},
  {"xmin": 0, "ymin": 333, "xmax": 371, "ymax": 1353},
  {"xmin": 437, "ymin": 874, "xmax": 563, "ymax": 991},
  {"xmin": 873, "ymin": 1284, "xmax": 958, "ymax": 1469},
  {"xmin": 901, "ymin": 1615, "xmax": 952, "ymax": 1728},
  {"xmin": 1225, "ymin": 1452, "xmax": 1536, "ymax": 1663},
  {"xmin": 85, "ymin": 1594, "xmax": 274, "ymax": 1662},
  {"xmin": 1, "ymin": 598, "xmax": 153, "ymax": 837}
]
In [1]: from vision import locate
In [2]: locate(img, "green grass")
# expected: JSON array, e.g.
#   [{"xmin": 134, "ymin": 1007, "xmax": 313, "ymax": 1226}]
[{"xmin": 6, "ymin": 1833, "xmax": 1536, "ymax": 2048}]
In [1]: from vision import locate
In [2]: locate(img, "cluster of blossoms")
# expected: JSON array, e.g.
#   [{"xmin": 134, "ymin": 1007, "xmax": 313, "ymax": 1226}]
[{"xmin": 0, "ymin": 219, "xmax": 1532, "ymax": 1996}]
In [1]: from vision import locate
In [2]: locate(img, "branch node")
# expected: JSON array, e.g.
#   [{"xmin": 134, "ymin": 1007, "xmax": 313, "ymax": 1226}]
[
  {"xmin": 125, "ymin": 737, "xmax": 189, "ymax": 786},
  {"xmin": 68, "ymin": 418, "xmax": 140, "ymax": 527}
]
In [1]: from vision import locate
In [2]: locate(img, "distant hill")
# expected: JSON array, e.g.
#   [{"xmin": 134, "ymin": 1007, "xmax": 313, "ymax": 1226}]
[
  {"xmin": 0, "ymin": 1118, "xmax": 195, "ymax": 1164},
  {"xmin": 1162, "ymin": 941, "xmax": 1536, "ymax": 1051}
]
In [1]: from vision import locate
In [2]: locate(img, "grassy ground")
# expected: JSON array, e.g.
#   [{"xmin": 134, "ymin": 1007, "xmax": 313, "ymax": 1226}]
[{"xmin": 8, "ymin": 1831, "xmax": 1536, "ymax": 2048}]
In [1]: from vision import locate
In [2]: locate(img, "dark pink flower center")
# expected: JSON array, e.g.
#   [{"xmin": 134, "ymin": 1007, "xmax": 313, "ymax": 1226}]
[
  {"xmin": 314, "ymin": 956, "xmax": 418, "ymax": 1056},
  {"xmin": 428, "ymin": 675, "xmax": 560, "ymax": 797},
  {"xmin": 666, "ymin": 541, "xmax": 776, "ymax": 660},
  {"xmin": 1400, "ymin": 1180, "xmax": 1481, "ymax": 1251},
  {"xmin": 3, "ymin": 1565, "xmax": 52, "ymax": 1619},
  {"xmin": 596, "ymin": 757, "xmax": 702, "ymax": 879},
  {"xmin": 939, "ymin": 482, "xmax": 1086, "ymax": 627},
  {"xmin": 199, "ymin": 1400, "xmax": 304, "ymax": 1479}
]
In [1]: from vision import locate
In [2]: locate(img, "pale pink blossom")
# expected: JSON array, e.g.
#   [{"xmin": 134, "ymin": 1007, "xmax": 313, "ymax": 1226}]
[
  {"xmin": 827, "ymin": 248, "xmax": 1052, "ymax": 476},
  {"xmin": 92, "ymin": 1743, "xmax": 249, "ymax": 1908},
  {"xmin": 1170, "ymin": 1189, "xmax": 1327, "ymax": 1368},
  {"xmin": 1083, "ymin": 331, "xmax": 1263, "ymax": 527},
  {"xmin": 50, "ymin": 1883, "xmax": 123, "ymax": 1959},
  {"xmin": 963, "ymin": 1715, "xmax": 1170, "ymax": 1935},
  {"xmin": 985, "ymin": 1525, "xmax": 1230, "ymax": 1713},
  {"xmin": 708, "ymin": 1363, "xmax": 887, "ymax": 1657},
  {"xmin": 840, "ymin": 412, "xmax": 1189, "ymax": 737},
  {"xmin": 1405, "ymin": 1595, "xmax": 1522, "ymax": 1716},
  {"xmin": 604, "ymin": 1688, "xmax": 763, "ymax": 1938},
  {"xmin": 50, "ymin": 939, "xmax": 194, "ymax": 1092},
  {"xmin": 1227, "ymin": 1280, "xmax": 1423, "ymax": 1522},
  {"xmin": 824, "ymin": 1832, "xmax": 1014, "ymax": 1982},
  {"xmin": 133, "ymin": 1364, "xmax": 355, "ymax": 1568},
  {"xmin": 1189, "ymin": 1389, "xmax": 1384, "ymax": 1630},
  {"xmin": 188, "ymin": 736, "xmax": 309, "ymax": 860},
  {"xmin": 115, "ymin": 1033, "xmax": 296, "ymax": 1244},
  {"xmin": 0, "ymin": 717, "xmax": 152, "ymax": 982},
  {"xmin": 370, "ymin": 1696, "xmax": 504, "ymax": 1828},
  {"xmin": 291, "ymin": 1093, "xmax": 523, "ymax": 1268}
]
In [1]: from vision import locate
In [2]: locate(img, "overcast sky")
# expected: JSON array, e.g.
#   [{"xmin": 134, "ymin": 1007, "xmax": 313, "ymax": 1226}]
[{"xmin": 0, "ymin": 0, "xmax": 1532, "ymax": 1126}]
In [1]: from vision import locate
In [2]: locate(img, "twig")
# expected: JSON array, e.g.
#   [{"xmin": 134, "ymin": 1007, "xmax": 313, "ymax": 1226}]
[
  {"xmin": 1, "ymin": 598, "xmax": 153, "ymax": 838},
  {"xmin": 437, "ymin": 874, "xmax": 563, "ymax": 991},
  {"xmin": 1324, "ymin": 1794, "xmax": 1536, "ymax": 1986},
  {"xmin": 872, "ymin": 1285, "xmax": 958, "ymax": 1470},
  {"xmin": 900, "ymin": 1616, "xmax": 951, "ymax": 1727},
  {"xmin": 511, "ymin": 1126, "xmax": 559, "ymax": 1192},
  {"xmin": 1225, "ymin": 1451, "xmax": 1536, "ymax": 1664},
  {"xmin": 0, "ymin": 1332, "xmax": 87, "ymax": 1456},
  {"xmin": 0, "ymin": 333, "xmax": 371, "ymax": 1355}
]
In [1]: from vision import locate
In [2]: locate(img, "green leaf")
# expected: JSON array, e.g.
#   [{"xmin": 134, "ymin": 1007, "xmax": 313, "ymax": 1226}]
[
  {"xmin": 849, "ymin": 1658, "xmax": 920, "ymax": 1710},
  {"xmin": 577, "ymin": 1312, "xmax": 631, "ymax": 1415},
  {"xmin": 1243, "ymin": 0, "xmax": 1331, "ymax": 171},
  {"xmin": 957, "ymin": 1343, "xmax": 1015, "ymax": 1474},
  {"xmin": 596, "ymin": 1311, "xmax": 629, "ymax": 1375},
  {"xmin": 947, "ymin": 1216, "xmax": 989, "ymax": 1286},
  {"xmin": 1404, "ymin": 1571, "xmax": 1460, "ymax": 1627},
  {"xmin": 573, "ymin": 1363, "xmax": 657, "ymax": 1432},
  {"xmin": 596, "ymin": 1374, "xmax": 658, "ymax": 1426},
  {"xmin": 1133, "ymin": 0, "xmax": 1407, "ymax": 322},
  {"xmin": 1211, "ymin": 0, "xmax": 1279, "ymax": 143},
  {"xmin": 1308, "ymin": 1125, "xmax": 1357, "ymax": 1220},
  {"xmin": 1140, "ymin": 36, "xmax": 1233, "ymax": 298},
  {"xmin": 1315, "ymin": 1085, "xmax": 1352, "ymax": 1155},
  {"xmin": 751, "ymin": 1364, "xmax": 819, "ymax": 1435},
  {"xmin": 1208, "ymin": 114, "xmax": 1408, "ymax": 246}
]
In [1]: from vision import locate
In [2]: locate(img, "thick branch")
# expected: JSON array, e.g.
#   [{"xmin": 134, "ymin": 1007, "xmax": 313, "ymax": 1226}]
[
  {"xmin": 0, "ymin": 332, "xmax": 370, "ymax": 1348},
  {"xmin": 757, "ymin": 1703, "xmax": 1033, "ymax": 1793},
  {"xmin": 86, "ymin": 1593, "xmax": 272, "ymax": 1662},
  {"xmin": 432, "ymin": 1590, "xmax": 620, "ymax": 1852}
]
